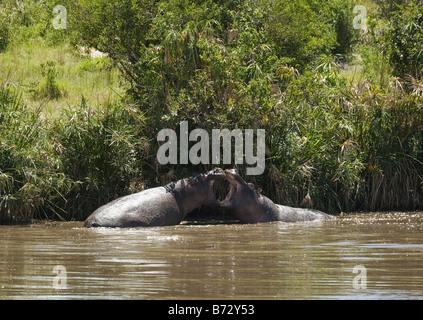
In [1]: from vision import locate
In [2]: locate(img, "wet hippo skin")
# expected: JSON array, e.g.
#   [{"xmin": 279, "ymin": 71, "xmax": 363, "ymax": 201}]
[
  {"xmin": 84, "ymin": 168, "xmax": 225, "ymax": 227},
  {"xmin": 221, "ymin": 169, "xmax": 335, "ymax": 223}
]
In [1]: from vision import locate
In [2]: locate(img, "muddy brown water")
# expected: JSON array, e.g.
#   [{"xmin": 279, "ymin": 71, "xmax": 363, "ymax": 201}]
[{"xmin": 1, "ymin": 212, "xmax": 423, "ymax": 299}]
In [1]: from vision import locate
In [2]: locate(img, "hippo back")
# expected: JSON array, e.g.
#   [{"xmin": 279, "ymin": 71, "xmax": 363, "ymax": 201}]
[
  {"xmin": 84, "ymin": 187, "xmax": 182, "ymax": 227},
  {"xmin": 276, "ymin": 204, "xmax": 335, "ymax": 222}
]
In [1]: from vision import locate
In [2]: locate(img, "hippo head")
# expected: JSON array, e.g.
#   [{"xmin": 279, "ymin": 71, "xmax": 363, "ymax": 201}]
[
  {"xmin": 171, "ymin": 167, "xmax": 226, "ymax": 215},
  {"xmin": 188, "ymin": 167, "xmax": 227, "ymax": 206},
  {"xmin": 220, "ymin": 169, "xmax": 268, "ymax": 223}
]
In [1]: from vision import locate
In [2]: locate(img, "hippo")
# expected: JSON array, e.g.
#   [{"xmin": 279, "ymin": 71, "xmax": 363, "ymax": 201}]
[
  {"xmin": 220, "ymin": 169, "xmax": 335, "ymax": 223},
  {"xmin": 83, "ymin": 168, "xmax": 226, "ymax": 228}
]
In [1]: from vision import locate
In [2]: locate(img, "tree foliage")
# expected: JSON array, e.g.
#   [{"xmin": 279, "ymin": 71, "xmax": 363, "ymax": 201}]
[
  {"xmin": 65, "ymin": 0, "xmax": 356, "ymax": 127},
  {"xmin": 385, "ymin": 1, "xmax": 423, "ymax": 78}
]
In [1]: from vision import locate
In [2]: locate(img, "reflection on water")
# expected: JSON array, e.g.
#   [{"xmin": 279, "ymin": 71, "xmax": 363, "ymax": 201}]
[{"xmin": 1, "ymin": 212, "xmax": 423, "ymax": 299}]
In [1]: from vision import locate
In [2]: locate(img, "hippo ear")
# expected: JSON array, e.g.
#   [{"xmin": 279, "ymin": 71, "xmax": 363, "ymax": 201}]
[{"xmin": 248, "ymin": 183, "xmax": 255, "ymax": 190}]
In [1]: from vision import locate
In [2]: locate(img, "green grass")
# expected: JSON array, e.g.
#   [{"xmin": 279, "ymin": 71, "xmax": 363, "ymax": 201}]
[{"xmin": 0, "ymin": 35, "xmax": 125, "ymax": 116}]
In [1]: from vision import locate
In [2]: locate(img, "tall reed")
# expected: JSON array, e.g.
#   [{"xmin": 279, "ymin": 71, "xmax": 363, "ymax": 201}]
[
  {"xmin": 0, "ymin": 83, "xmax": 73, "ymax": 222},
  {"xmin": 0, "ymin": 83, "xmax": 148, "ymax": 223}
]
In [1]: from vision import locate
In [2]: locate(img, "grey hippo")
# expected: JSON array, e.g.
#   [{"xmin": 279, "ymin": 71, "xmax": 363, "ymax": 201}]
[
  {"xmin": 220, "ymin": 169, "xmax": 335, "ymax": 223},
  {"xmin": 84, "ymin": 168, "xmax": 226, "ymax": 227}
]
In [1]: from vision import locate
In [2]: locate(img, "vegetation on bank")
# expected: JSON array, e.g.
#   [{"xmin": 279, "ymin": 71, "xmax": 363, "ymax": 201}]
[
  {"xmin": 0, "ymin": 0, "xmax": 422, "ymax": 223},
  {"xmin": 0, "ymin": 0, "xmax": 124, "ymax": 114}
]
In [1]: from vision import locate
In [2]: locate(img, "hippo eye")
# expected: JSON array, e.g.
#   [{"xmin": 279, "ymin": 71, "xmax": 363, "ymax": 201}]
[{"xmin": 248, "ymin": 183, "xmax": 255, "ymax": 190}]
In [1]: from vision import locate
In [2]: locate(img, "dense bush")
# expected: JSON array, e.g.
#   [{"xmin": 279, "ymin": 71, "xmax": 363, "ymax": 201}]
[
  {"xmin": 65, "ymin": 0, "xmax": 357, "ymax": 120},
  {"xmin": 0, "ymin": 83, "xmax": 73, "ymax": 223},
  {"xmin": 0, "ymin": 84, "xmax": 147, "ymax": 223},
  {"xmin": 385, "ymin": 1, "xmax": 423, "ymax": 79},
  {"xmin": 0, "ymin": 19, "xmax": 9, "ymax": 52},
  {"xmin": 53, "ymin": 98, "xmax": 147, "ymax": 220},
  {"xmin": 266, "ymin": 66, "xmax": 423, "ymax": 213}
]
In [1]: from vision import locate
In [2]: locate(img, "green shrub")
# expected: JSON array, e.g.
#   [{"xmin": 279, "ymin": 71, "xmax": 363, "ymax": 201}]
[
  {"xmin": 0, "ymin": 83, "xmax": 148, "ymax": 223},
  {"xmin": 0, "ymin": 83, "xmax": 73, "ymax": 223},
  {"xmin": 29, "ymin": 60, "xmax": 67, "ymax": 100},
  {"xmin": 385, "ymin": 1, "xmax": 423, "ymax": 78},
  {"xmin": 0, "ymin": 20, "xmax": 9, "ymax": 52},
  {"xmin": 52, "ymin": 98, "xmax": 148, "ymax": 220}
]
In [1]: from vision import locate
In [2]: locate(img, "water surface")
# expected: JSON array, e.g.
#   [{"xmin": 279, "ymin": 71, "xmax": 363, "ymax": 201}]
[{"xmin": 1, "ymin": 212, "xmax": 423, "ymax": 299}]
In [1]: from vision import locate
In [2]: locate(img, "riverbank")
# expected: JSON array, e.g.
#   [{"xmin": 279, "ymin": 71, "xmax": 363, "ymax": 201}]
[{"xmin": 1, "ymin": 0, "xmax": 423, "ymax": 224}]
